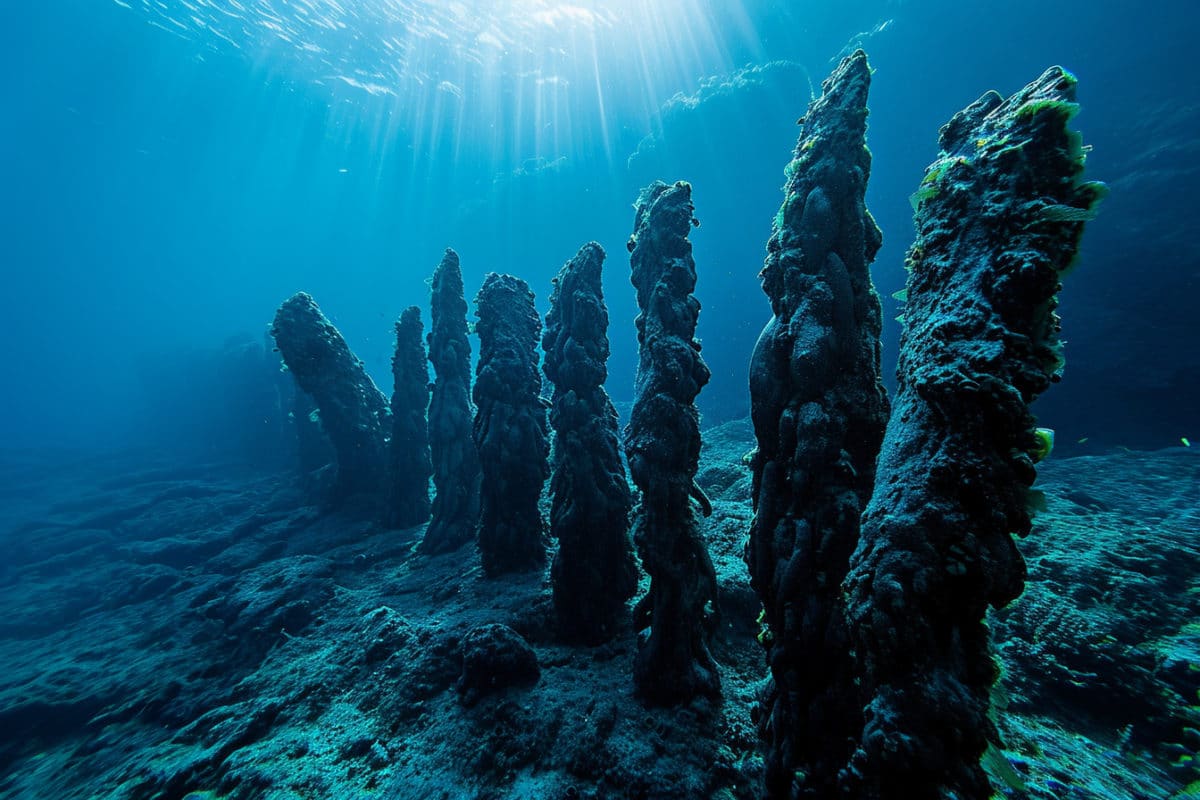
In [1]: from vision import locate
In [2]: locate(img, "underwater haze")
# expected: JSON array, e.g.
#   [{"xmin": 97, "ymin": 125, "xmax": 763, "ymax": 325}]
[
  {"xmin": 1, "ymin": 1, "xmax": 1199, "ymax": 799},
  {"xmin": 1, "ymin": 0, "xmax": 1195, "ymax": 454}
]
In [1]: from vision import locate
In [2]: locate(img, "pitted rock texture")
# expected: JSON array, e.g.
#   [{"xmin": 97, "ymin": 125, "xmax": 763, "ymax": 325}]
[
  {"xmin": 422, "ymin": 249, "xmax": 482, "ymax": 555},
  {"xmin": 745, "ymin": 50, "xmax": 889, "ymax": 800},
  {"xmin": 842, "ymin": 66, "xmax": 1105, "ymax": 800},
  {"xmin": 271, "ymin": 292, "xmax": 389, "ymax": 503},
  {"xmin": 543, "ymin": 242, "xmax": 637, "ymax": 644},
  {"xmin": 625, "ymin": 180, "xmax": 719, "ymax": 706},
  {"xmin": 472, "ymin": 272, "xmax": 549, "ymax": 576}
]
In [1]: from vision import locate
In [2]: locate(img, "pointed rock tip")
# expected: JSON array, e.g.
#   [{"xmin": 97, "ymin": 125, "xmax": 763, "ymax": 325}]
[
  {"xmin": 814, "ymin": 49, "xmax": 871, "ymax": 118},
  {"xmin": 578, "ymin": 240, "xmax": 606, "ymax": 260},
  {"xmin": 1033, "ymin": 65, "xmax": 1079, "ymax": 101},
  {"xmin": 840, "ymin": 48, "xmax": 871, "ymax": 76},
  {"xmin": 436, "ymin": 247, "xmax": 461, "ymax": 274},
  {"xmin": 280, "ymin": 291, "xmax": 318, "ymax": 310},
  {"xmin": 434, "ymin": 248, "xmax": 463, "ymax": 278}
]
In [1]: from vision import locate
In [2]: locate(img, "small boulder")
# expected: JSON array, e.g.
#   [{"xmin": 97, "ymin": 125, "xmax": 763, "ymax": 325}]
[{"xmin": 457, "ymin": 624, "xmax": 539, "ymax": 705}]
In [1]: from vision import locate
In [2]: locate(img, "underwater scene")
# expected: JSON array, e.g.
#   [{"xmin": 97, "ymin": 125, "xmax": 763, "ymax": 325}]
[{"xmin": 0, "ymin": 1, "xmax": 1197, "ymax": 798}]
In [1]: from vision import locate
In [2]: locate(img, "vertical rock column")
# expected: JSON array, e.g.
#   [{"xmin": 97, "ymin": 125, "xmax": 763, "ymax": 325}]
[
  {"xmin": 421, "ymin": 249, "xmax": 481, "ymax": 555},
  {"xmin": 543, "ymin": 242, "xmax": 637, "ymax": 643},
  {"xmin": 842, "ymin": 67, "xmax": 1105, "ymax": 800},
  {"xmin": 270, "ymin": 292, "xmax": 389, "ymax": 502},
  {"xmin": 625, "ymin": 180, "xmax": 719, "ymax": 705},
  {"xmin": 388, "ymin": 306, "xmax": 433, "ymax": 529},
  {"xmin": 745, "ymin": 50, "xmax": 889, "ymax": 799},
  {"xmin": 473, "ymin": 273, "xmax": 550, "ymax": 576}
]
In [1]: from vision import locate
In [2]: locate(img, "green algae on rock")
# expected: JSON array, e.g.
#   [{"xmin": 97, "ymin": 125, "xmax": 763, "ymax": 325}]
[{"xmin": 842, "ymin": 66, "xmax": 1105, "ymax": 800}]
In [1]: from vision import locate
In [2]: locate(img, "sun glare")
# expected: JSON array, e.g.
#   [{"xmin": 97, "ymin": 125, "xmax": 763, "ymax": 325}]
[{"xmin": 109, "ymin": 0, "xmax": 760, "ymax": 193}]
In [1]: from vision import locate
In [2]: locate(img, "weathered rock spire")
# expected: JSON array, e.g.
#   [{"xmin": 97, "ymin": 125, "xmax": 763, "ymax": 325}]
[
  {"xmin": 842, "ymin": 66, "xmax": 1105, "ymax": 799},
  {"xmin": 473, "ymin": 272, "xmax": 550, "ymax": 575},
  {"xmin": 421, "ymin": 249, "xmax": 481, "ymax": 554},
  {"xmin": 387, "ymin": 305, "xmax": 433, "ymax": 529},
  {"xmin": 543, "ymin": 242, "xmax": 637, "ymax": 643},
  {"xmin": 625, "ymin": 180, "xmax": 719, "ymax": 705},
  {"xmin": 270, "ymin": 292, "xmax": 389, "ymax": 502},
  {"xmin": 745, "ymin": 49, "xmax": 889, "ymax": 799}
]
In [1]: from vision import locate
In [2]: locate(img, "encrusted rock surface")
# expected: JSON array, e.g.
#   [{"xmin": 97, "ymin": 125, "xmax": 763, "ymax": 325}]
[
  {"xmin": 543, "ymin": 242, "xmax": 637, "ymax": 644},
  {"xmin": 0, "ymin": 429, "xmax": 1193, "ymax": 800},
  {"xmin": 422, "ymin": 249, "xmax": 481, "ymax": 555},
  {"xmin": 625, "ymin": 180, "xmax": 719, "ymax": 706},
  {"xmin": 842, "ymin": 66, "xmax": 1106, "ymax": 800},
  {"xmin": 271, "ymin": 292, "xmax": 389, "ymax": 502},
  {"xmin": 472, "ymin": 273, "xmax": 550, "ymax": 576},
  {"xmin": 457, "ymin": 623, "xmax": 540, "ymax": 706},
  {"xmin": 387, "ymin": 306, "xmax": 433, "ymax": 529},
  {"xmin": 744, "ymin": 50, "xmax": 889, "ymax": 800}
]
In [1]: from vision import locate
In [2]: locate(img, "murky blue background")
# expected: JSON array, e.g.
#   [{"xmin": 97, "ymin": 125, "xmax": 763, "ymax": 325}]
[{"xmin": 1, "ymin": 0, "xmax": 1194, "ymax": 455}]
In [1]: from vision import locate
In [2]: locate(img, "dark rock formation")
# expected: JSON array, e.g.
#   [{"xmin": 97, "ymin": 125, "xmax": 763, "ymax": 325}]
[
  {"xmin": 421, "ymin": 249, "xmax": 481, "ymax": 555},
  {"xmin": 387, "ymin": 306, "xmax": 433, "ymax": 529},
  {"xmin": 841, "ymin": 67, "xmax": 1105, "ymax": 799},
  {"xmin": 625, "ymin": 180, "xmax": 719, "ymax": 705},
  {"xmin": 270, "ymin": 292, "xmax": 390, "ymax": 501},
  {"xmin": 457, "ymin": 623, "xmax": 540, "ymax": 705},
  {"xmin": 472, "ymin": 272, "xmax": 550, "ymax": 576},
  {"xmin": 542, "ymin": 242, "xmax": 637, "ymax": 644},
  {"xmin": 744, "ymin": 50, "xmax": 889, "ymax": 799}
]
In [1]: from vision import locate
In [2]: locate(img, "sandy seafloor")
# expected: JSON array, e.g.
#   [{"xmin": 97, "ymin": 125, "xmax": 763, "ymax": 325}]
[{"xmin": 0, "ymin": 420, "xmax": 1195, "ymax": 800}]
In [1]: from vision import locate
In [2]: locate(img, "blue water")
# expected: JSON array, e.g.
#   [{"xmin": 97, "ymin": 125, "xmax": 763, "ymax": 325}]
[
  {"xmin": 1, "ymin": 4, "xmax": 1199, "ymax": 799},
  {"xmin": 0, "ymin": 0, "xmax": 1195, "ymax": 454}
]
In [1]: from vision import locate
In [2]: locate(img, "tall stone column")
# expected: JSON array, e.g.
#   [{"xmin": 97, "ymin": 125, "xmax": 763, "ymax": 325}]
[
  {"xmin": 271, "ymin": 292, "xmax": 389, "ymax": 502},
  {"xmin": 473, "ymin": 272, "xmax": 550, "ymax": 576},
  {"xmin": 625, "ymin": 180, "xmax": 719, "ymax": 705},
  {"xmin": 543, "ymin": 242, "xmax": 637, "ymax": 643},
  {"xmin": 842, "ymin": 66, "xmax": 1105, "ymax": 799},
  {"xmin": 421, "ymin": 249, "xmax": 481, "ymax": 554},
  {"xmin": 745, "ymin": 50, "xmax": 889, "ymax": 799},
  {"xmin": 387, "ymin": 305, "xmax": 433, "ymax": 529}
]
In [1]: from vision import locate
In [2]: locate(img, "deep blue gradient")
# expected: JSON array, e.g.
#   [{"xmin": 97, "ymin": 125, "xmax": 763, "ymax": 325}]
[{"xmin": 1, "ymin": 0, "xmax": 1195, "ymax": 454}]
